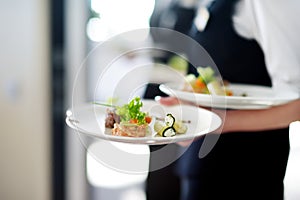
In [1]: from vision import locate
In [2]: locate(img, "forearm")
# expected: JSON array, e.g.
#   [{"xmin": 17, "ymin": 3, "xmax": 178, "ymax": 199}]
[{"xmin": 221, "ymin": 99, "xmax": 300, "ymax": 133}]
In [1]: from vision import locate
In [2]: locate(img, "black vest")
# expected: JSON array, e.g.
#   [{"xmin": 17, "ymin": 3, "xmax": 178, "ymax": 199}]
[
  {"xmin": 188, "ymin": 0, "xmax": 271, "ymax": 86},
  {"xmin": 174, "ymin": 0, "xmax": 289, "ymax": 198}
]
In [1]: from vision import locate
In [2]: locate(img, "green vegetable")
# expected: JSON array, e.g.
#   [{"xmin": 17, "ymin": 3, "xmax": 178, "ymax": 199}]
[
  {"xmin": 115, "ymin": 97, "xmax": 147, "ymax": 125},
  {"xmin": 154, "ymin": 121, "xmax": 165, "ymax": 133},
  {"xmin": 154, "ymin": 113, "xmax": 187, "ymax": 137},
  {"xmin": 167, "ymin": 55, "xmax": 188, "ymax": 74},
  {"xmin": 197, "ymin": 66, "xmax": 216, "ymax": 83},
  {"xmin": 162, "ymin": 127, "xmax": 176, "ymax": 137},
  {"xmin": 173, "ymin": 121, "xmax": 188, "ymax": 134},
  {"xmin": 157, "ymin": 126, "xmax": 176, "ymax": 137},
  {"xmin": 106, "ymin": 97, "xmax": 119, "ymax": 105},
  {"xmin": 165, "ymin": 113, "xmax": 175, "ymax": 127}
]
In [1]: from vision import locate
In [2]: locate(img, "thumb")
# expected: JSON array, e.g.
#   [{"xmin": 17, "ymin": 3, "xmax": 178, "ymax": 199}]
[{"xmin": 157, "ymin": 96, "xmax": 180, "ymax": 106}]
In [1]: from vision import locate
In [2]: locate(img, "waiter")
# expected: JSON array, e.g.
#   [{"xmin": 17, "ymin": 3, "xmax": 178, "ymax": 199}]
[{"xmin": 154, "ymin": 0, "xmax": 296, "ymax": 199}]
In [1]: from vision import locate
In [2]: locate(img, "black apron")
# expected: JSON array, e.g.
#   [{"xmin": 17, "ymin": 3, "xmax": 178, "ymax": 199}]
[{"xmin": 174, "ymin": 0, "xmax": 290, "ymax": 199}]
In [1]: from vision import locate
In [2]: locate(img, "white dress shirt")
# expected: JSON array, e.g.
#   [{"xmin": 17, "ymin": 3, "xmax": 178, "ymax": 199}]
[
  {"xmin": 233, "ymin": 2, "xmax": 300, "ymax": 199},
  {"xmin": 233, "ymin": 0, "xmax": 300, "ymax": 96}
]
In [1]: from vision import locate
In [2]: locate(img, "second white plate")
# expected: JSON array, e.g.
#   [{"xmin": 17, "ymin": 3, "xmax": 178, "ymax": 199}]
[{"xmin": 159, "ymin": 82, "xmax": 299, "ymax": 110}]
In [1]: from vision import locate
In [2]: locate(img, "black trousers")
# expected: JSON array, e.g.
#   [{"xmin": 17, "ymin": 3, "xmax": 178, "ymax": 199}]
[{"xmin": 174, "ymin": 129, "xmax": 290, "ymax": 200}]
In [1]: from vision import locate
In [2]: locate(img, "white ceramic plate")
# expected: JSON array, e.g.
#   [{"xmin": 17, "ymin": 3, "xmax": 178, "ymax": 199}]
[
  {"xmin": 65, "ymin": 100, "xmax": 222, "ymax": 145},
  {"xmin": 159, "ymin": 82, "xmax": 299, "ymax": 110}
]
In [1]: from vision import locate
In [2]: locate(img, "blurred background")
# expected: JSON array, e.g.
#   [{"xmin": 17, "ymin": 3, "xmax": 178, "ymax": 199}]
[
  {"xmin": 0, "ymin": 0, "xmax": 181, "ymax": 200},
  {"xmin": 1, "ymin": 0, "xmax": 299, "ymax": 200}
]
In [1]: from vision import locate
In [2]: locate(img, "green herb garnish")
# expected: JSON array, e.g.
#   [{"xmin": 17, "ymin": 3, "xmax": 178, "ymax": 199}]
[{"xmin": 115, "ymin": 97, "xmax": 147, "ymax": 125}]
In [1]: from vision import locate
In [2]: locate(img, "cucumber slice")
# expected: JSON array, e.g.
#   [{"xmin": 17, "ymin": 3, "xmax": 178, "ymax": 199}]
[
  {"xmin": 156, "ymin": 126, "xmax": 176, "ymax": 137},
  {"xmin": 162, "ymin": 127, "xmax": 176, "ymax": 137},
  {"xmin": 165, "ymin": 113, "xmax": 175, "ymax": 127},
  {"xmin": 173, "ymin": 121, "xmax": 188, "ymax": 134},
  {"xmin": 154, "ymin": 121, "xmax": 165, "ymax": 133}
]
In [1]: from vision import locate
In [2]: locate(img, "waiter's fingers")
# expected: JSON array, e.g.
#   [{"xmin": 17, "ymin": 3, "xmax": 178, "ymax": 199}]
[{"xmin": 155, "ymin": 96, "xmax": 180, "ymax": 106}]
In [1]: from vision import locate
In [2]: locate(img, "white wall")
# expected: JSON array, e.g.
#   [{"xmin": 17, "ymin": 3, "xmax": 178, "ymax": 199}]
[{"xmin": 0, "ymin": 0, "xmax": 51, "ymax": 200}]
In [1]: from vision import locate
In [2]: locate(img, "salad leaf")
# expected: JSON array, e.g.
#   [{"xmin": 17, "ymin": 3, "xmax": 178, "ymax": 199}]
[{"xmin": 115, "ymin": 97, "xmax": 147, "ymax": 125}]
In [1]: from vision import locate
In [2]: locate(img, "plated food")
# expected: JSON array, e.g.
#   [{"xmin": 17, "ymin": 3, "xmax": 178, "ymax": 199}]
[
  {"xmin": 160, "ymin": 81, "xmax": 299, "ymax": 109},
  {"xmin": 183, "ymin": 66, "xmax": 234, "ymax": 96},
  {"xmin": 103, "ymin": 97, "xmax": 188, "ymax": 138},
  {"xmin": 104, "ymin": 97, "xmax": 152, "ymax": 137},
  {"xmin": 66, "ymin": 100, "xmax": 222, "ymax": 145},
  {"xmin": 154, "ymin": 113, "xmax": 188, "ymax": 137}
]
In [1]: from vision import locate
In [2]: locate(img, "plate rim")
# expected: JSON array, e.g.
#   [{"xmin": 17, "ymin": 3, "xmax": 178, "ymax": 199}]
[
  {"xmin": 65, "ymin": 100, "xmax": 222, "ymax": 145},
  {"xmin": 159, "ymin": 82, "xmax": 298, "ymax": 109}
]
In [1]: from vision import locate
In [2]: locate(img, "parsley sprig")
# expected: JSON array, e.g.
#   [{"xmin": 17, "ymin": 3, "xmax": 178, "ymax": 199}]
[{"xmin": 115, "ymin": 97, "xmax": 147, "ymax": 125}]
